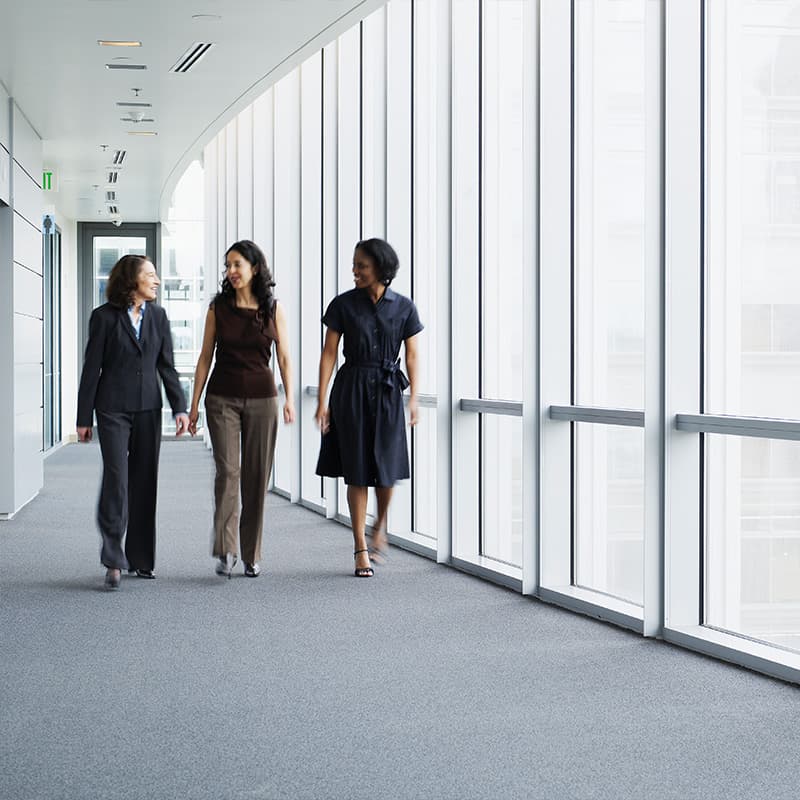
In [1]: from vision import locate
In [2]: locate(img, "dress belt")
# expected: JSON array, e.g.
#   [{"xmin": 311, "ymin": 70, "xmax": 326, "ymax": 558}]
[{"xmin": 344, "ymin": 358, "xmax": 410, "ymax": 391}]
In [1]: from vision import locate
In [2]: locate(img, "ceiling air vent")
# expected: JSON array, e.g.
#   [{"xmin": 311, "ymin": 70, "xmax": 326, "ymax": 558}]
[
  {"xmin": 117, "ymin": 102, "xmax": 152, "ymax": 108},
  {"xmin": 105, "ymin": 190, "xmax": 116, "ymax": 202},
  {"xmin": 107, "ymin": 205, "xmax": 118, "ymax": 215},
  {"xmin": 107, "ymin": 171, "xmax": 119, "ymax": 184},
  {"xmin": 169, "ymin": 42, "xmax": 214, "ymax": 73},
  {"xmin": 112, "ymin": 150, "xmax": 126, "ymax": 166},
  {"xmin": 106, "ymin": 63, "xmax": 147, "ymax": 70}
]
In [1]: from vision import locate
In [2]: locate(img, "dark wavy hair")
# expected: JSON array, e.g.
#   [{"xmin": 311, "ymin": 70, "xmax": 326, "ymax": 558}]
[
  {"xmin": 355, "ymin": 238, "xmax": 399, "ymax": 286},
  {"xmin": 215, "ymin": 240, "xmax": 276, "ymax": 318},
  {"xmin": 106, "ymin": 254, "xmax": 151, "ymax": 308}
]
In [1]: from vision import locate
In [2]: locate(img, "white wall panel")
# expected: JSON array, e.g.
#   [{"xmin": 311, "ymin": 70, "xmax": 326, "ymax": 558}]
[
  {"xmin": 12, "ymin": 166, "xmax": 42, "ymax": 231},
  {"xmin": 13, "ymin": 213, "xmax": 42, "ymax": 274},
  {"xmin": 14, "ymin": 313, "xmax": 42, "ymax": 364},
  {"xmin": 321, "ymin": 44, "xmax": 339, "ymax": 309},
  {"xmin": 225, "ymin": 120, "xmax": 238, "ymax": 244},
  {"xmin": 11, "ymin": 103, "xmax": 42, "ymax": 179},
  {"xmin": 337, "ymin": 27, "xmax": 361, "ymax": 294},
  {"xmin": 321, "ymin": 43, "xmax": 340, "ymax": 516},
  {"xmin": 252, "ymin": 90, "xmax": 275, "ymax": 261},
  {"xmin": 273, "ymin": 71, "xmax": 302, "ymax": 499},
  {"xmin": 385, "ymin": 0, "xmax": 412, "ymax": 298},
  {"xmin": 14, "ymin": 363, "xmax": 43, "ymax": 416},
  {"xmin": 361, "ymin": 7, "xmax": 387, "ymax": 240},
  {"xmin": 203, "ymin": 142, "xmax": 218, "ymax": 305},
  {"xmin": 13, "ymin": 264, "xmax": 42, "ymax": 320},
  {"xmin": 0, "ymin": 204, "xmax": 13, "ymax": 513},
  {"xmin": 539, "ymin": 0, "xmax": 574, "ymax": 589},
  {"xmin": 300, "ymin": 52, "xmax": 325, "ymax": 507},
  {"xmin": 384, "ymin": 0, "xmax": 412, "ymax": 537},
  {"xmin": 0, "ymin": 86, "xmax": 9, "ymax": 151},
  {"xmin": 336, "ymin": 26, "xmax": 363, "ymax": 517},
  {"xmin": 450, "ymin": 0, "xmax": 481, "ymax": 560},
  {"xmin": 14, "ymin": 411, "xmax": 43, "ymax": 509},
  {"xmin": 216, "ymin": 131, "xmax": 227, "ymax": 264},
  {"xmin": 236, "ymin": 105, "xmax": 254, "ymax": 240},
  {"xmin": 0, "ymin": 145, "xmax": 9, "ymax": 205}
]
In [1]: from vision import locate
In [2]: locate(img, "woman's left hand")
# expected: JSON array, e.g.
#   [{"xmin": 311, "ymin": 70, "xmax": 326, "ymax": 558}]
[
  {"xmin": 283, "ymin": 401, "xmax": 296, "ymax": 424},
  {"xmin": 175, "ymin": 413, "xmax": 190, "ymax": 436}
]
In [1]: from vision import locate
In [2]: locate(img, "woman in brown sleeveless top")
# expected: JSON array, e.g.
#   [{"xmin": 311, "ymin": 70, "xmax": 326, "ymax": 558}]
[{"xmin": 188, "ymin": 240, "xmax": 295, "ymax": 577}]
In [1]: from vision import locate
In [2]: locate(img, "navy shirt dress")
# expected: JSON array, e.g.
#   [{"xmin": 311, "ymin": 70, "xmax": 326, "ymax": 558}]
[{"xmin": 316, "ymin": 287, "xmax": 424, "ymax": 487}]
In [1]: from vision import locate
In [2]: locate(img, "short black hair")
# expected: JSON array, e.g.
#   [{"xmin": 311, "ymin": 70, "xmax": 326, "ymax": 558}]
[
  {"xmin": 106, "ymin": 254, "xmax": 150, "ymax": 308},
  {"xmin": 355, "ymin": 238, "xmax": 399, "ymax": 286}
]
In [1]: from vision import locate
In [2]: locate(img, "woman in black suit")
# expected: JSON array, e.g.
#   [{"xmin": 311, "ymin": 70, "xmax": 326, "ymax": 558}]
[{"xmin": 77, "ymin": 255, "xmax": 189, "ymax": 589}]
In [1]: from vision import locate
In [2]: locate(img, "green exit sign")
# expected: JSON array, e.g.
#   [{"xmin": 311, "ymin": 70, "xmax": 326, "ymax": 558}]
[{"xmin": 42, "ymin": 169, "xmax": 57, "ymax": 191}]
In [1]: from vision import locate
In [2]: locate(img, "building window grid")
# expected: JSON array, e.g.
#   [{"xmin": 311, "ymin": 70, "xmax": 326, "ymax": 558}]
[{"xmin": 195, "ymin": 0, "xmax": 800, "ymax": 677}]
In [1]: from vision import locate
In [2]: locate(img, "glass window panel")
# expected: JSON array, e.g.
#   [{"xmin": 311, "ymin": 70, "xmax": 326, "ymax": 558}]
[
  {"xmin": 574, "ymin": 0, "xmax": 651, "ymax": 409},
  {"xmin": 163, "ymin": 160, "xmax": 206, "ymax": 429},
  {"xmin": 412, "ymin": 406, "xmax": 437, "ymax": 539},
  {"xmin": 481, "ymin": 415, "xmax": 523, "ymax": 568},
  {"xmin": 574, "ymin": 423, "xmax": 644, "ymax": 605},
  {"xmin": 481, "ymin": 0, "xmax": 524, "ymax": 402},
  {"xmin": 706, "ymin": 434, "xmax": 800, "ymax": 653},
  {"xmin": 706, "ymin": 0, "xmax": 800, "ymax": 419}
]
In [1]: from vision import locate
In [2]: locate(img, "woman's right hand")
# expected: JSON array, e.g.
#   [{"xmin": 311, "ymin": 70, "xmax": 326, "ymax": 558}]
[
  {"xmin": 188, "ymin": 406, "xmax": 200, "ymax": 437},
  {"xmin": 76, "ymin": 426, "xmax": 92, "ymax": 442},
  {"xmin": 315, "ymin": 404, "xmax": 330, "ymax": 435}
]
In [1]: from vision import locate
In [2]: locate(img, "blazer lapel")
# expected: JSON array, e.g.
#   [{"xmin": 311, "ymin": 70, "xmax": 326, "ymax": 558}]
[
  {"xmin": 139, "ymin": 303, "xmax": 155, "ymax": 347},
  {"xmin": 119, "ymin": 306, "xmax": 143, "ymax": 351}
]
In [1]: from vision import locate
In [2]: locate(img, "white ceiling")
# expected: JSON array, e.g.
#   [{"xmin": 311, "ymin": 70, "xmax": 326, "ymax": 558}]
[{"xmin": 0, "ymin": 0, "xmax": 383, "ymax": 222}]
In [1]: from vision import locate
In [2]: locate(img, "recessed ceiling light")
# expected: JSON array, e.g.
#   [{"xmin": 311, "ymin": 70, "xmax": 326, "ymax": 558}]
[
  {"xmin": 128, "ymin": 131, "xmax": 158, "ymax": 136},
  {"xmin": 98, "ymin": 40, "xmax": 142, "ymax": 47}
]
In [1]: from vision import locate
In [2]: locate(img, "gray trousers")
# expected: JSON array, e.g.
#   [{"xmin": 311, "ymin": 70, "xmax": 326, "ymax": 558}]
[{"xmin": 205, "ymin": 394, "xmax": 279, "ymax": 565}]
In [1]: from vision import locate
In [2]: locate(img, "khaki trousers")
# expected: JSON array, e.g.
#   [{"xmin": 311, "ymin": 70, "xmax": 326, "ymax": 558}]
[{"xmin": 205, "ymin": 394, "xmax": 279, "ymax": 565}]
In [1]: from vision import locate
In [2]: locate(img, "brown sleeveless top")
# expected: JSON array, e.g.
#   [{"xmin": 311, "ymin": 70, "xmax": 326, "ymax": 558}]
[{"xmin": 206, "ymin": 297, "xmax": 278, "ymax": 398}]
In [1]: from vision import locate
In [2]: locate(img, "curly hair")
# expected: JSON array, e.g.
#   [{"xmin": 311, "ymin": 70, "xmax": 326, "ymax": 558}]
[
  {"xmin": 355, "ymin": 238, "xmax": 399, "ymax": 286},
  {"xmin": 215, "ymin": 240, "xmax": 276, "ymax": 318},
  {"xmin": 106, "ymin": 254, "xmax": 150, "ymax": 308}
]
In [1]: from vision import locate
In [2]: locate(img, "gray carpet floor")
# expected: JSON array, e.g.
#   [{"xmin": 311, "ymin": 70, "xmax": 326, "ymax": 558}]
[{"xmin": 1, "ymin": 441, "xmax": 799, "ymax": 800}]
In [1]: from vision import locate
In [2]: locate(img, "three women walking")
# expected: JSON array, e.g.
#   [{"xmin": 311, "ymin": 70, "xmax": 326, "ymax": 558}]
[{"xmin": 78, "ymin": 237, "xmax": 420, "ymax": 586}]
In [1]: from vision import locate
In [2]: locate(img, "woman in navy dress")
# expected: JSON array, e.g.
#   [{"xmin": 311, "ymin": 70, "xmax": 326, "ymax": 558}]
[{"xmin": 315, "ymin": 239, "xmax": 423, "ymax": 577}]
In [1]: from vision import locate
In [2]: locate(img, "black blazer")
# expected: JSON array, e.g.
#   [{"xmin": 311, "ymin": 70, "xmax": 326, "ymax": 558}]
[{"xmin": 77, "ymin": 302, "xmax": 187, "ymax": 427}]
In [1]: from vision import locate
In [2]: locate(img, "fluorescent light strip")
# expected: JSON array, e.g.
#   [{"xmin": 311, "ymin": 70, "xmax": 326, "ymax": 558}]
[
  {"xmin": 98, "ymin": 40, "xmax": 141, "ymax": 47},
  {"xmin": 127, "ymin": 131, "xmax": 158, "ymax": 136}
]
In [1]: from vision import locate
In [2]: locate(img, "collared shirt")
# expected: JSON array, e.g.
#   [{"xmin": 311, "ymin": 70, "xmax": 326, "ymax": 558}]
[
  {"xmin": 127, "ymin": 302, "xmax": 146, "ymax": 340},
  {"xmin": 321, "ymin": 287, "xmax": 423, "ymax": 366}
]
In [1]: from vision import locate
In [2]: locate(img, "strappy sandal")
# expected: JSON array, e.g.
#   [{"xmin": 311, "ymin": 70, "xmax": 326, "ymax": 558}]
[{"xmin": 353, "ymin": 549, "xmax": 374, "ymax": 578}]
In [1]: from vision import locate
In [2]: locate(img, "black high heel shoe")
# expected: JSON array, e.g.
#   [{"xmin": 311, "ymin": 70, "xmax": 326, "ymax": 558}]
[{"xmin": 353, "ymin": 549, "xmax": 374, "ymax": 578}]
